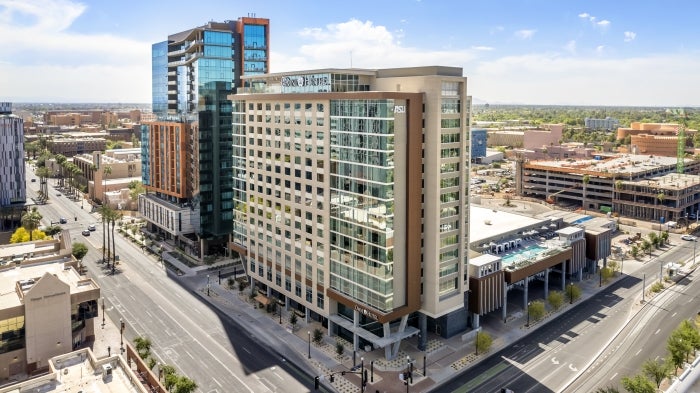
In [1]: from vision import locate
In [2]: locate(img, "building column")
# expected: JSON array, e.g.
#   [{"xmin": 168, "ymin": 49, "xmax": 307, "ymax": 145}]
[
  {"xmin": 561, "ymin": 260, "xmax": 567, "ymax": 291},
  {"xmin": 502, "ymin": 280, "xmax": 508, "ymax": 323},
  {"xmin": 472, "ymin": 313, "xmax": 480, "ymax": 329},
  {"xmin": 353, "ymin": 310, "xmax": 360, "ymax": 352},
  {"xmin": 523, "ymin": 277, "xmax": 529, "ymax": 311},
  {"xmin": 577, "ymin": 268, "xmax": 583, "ymax": 282},
  {"xmin": 327, "ymin": 319, "xmax": 334, "ymax": 337},
  {"xmin": 418, "ymin": 313, "xmax": 427, "ymax": 351},
  {"xmin": 543, "ymin": 268, "xmax": 550, "ymax": 300}
]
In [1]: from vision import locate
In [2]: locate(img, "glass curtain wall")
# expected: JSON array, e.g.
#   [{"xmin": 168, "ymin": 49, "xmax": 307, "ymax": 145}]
[{"xmin": 329, "ymin": 99, "xmax": 396, "ymax": 312}]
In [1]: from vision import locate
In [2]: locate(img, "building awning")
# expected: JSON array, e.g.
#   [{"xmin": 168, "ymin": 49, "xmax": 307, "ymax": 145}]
[{"xmin": 255, "ymin": 294, "xmax": 271, "ymax": 305}]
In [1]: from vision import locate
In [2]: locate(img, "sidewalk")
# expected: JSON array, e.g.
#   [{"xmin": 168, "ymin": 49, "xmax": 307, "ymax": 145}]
[{"xmin": 115, "ymin": 212, "xmax": 695, "ymax": 393}]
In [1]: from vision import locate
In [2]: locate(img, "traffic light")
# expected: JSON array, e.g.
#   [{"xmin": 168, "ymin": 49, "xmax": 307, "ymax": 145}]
[{"xmin": 314, "ymin": 376, "xmax": 319, "ymax": 390}]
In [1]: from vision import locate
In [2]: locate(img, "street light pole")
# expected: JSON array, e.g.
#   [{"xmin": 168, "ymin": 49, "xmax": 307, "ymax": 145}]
[
  {"xmin": 569, "ymin": 283, "xmax": 573, "ymax": 304},
  {"xmin": 101, "ymin": 297, "xmax": 105, "ymax": 327},
  {"xmin": 526, "ymin": 301, "xmax": 531, "ymax": 327},
  {"xmin": 307, "ymin": 331, "xmax": 311, "ymax": 359},
  {"xmin": 360, "ymin": 357, "xmax": 364, "ymax": 393},
  {"xmin": 207, "ymin": 274, "xmax": 210, "ymax": 296},
  {"xmin": 119, "ymin": 318, "xmax": 124, "ymax": 352}
]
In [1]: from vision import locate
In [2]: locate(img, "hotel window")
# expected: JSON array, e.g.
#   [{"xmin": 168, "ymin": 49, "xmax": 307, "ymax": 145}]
[
  {"xmin": 441, "ymin": 82, "xmax": 460, "ymax": 96},
  {"xmin": 317, "ymin": 293, "xmax": 325, "ymax": 308}
]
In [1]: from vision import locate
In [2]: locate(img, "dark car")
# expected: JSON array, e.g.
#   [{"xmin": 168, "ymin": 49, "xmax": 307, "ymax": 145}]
[
  {"xmin": 81, "ymin": 230, "xmax": 91, "ymax": 236},
  {"xmin": 30, "ymin": 178, "xmax": 36, "ymax": 182},
  {"xmin": 59, "ymin": 217, "xmax": 68, "ymax": 224}
]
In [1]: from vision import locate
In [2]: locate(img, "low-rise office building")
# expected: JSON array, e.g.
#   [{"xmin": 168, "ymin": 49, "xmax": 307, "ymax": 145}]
[{"xmin": 0, "ymin": 232, "xmax": 100, "ymax": 380}]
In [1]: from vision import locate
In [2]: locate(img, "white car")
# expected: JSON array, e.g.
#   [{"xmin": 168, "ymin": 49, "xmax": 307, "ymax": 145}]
[{"xmin": 681, "ymin": 235, "xmax": 697, "ymax": 241}]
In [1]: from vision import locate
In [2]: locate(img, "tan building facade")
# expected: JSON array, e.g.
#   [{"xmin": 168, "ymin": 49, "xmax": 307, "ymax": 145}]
[
  {"xmin": 231, "ymin": 67, "xmax": 471, "ymax": 357},
  {"xmin": 0, "ymin": 233, "xmax": 100, "ymax": 379}
]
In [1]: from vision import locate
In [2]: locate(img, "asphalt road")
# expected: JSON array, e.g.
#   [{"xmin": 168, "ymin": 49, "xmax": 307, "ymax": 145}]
[
  {"xmin": 27, "ymin": 175, "xmax": 320, "ymax": 393},
  {"xmin": 437, "ymin": 239, "xmax": 696, "ymax": 393},
  {"xmin": 565, "ymin": 268, "xmax": 700, "ymax": 392}
]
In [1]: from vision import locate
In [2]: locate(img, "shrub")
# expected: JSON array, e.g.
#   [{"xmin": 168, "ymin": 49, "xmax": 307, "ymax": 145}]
[{"xmin": 313, "ymin": 328, "xmax": 324, "ymax": 345}]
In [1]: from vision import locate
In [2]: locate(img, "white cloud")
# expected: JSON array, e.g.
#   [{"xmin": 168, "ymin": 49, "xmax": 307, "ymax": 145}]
[
  {"xmin": 490, "ymin": 25, "xmax": 504, "ymax": 35},
  {"xmin": 596, "ymin": 45, "xmax": 606, "ymax": 55},
  {"xmin": 0, "ymin": 0, "xmax": 149, "ymax": 66},
  {"xmin": 273, "ymin": 19, "xmax": 481, "ymax": 72},
  {"xmin": 472, "ymin": 46, "xmax": 494, "ymax": 51},
  {"xmin": 579, "ymin": 12, "xmax": 611, "ymax": 27},
  {"xmin": 468, "ymin": 53, "xmax": 700, "ymax": 106},
  {"xmin": 514, "ymin": 29, "xmax": 536, "ymax": 40},
  {"xmin": 564, "ymin": 40, "xmax": 576, "ymax": 54},
  {"xmin": 624, "ymin": 31, "xmax": 637, "ymax": 42}
]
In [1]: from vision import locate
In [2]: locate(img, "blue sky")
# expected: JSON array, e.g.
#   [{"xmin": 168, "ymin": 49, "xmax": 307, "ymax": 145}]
[{"xmin": 2, "ymin": 0, "xmax": 700, "ymax": 106}]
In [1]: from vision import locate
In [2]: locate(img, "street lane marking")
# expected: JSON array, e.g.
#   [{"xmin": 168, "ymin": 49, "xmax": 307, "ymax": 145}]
[
  {"xmin": 242, "ymin": 346, "xmax": 251, "ymax": 354},
  {"xmin": 635, "ymin": 349, "xmax": 642, "ymax": 356},
  {"xmin": 654, "ymin": 328, "xmax": 661, "ymax": 335},
  {"xmin": 610, "ymin": 372, "xmax": 618, "ymax": 380},
  {"xmin": 671, "ymin": 312, "xmax": 677, "ymax": 317}
]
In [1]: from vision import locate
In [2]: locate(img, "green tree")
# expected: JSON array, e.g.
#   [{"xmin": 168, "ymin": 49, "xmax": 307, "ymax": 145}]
[
  {"xmin": 600, "ymin": 267, "xmax": 614, "ymax": 284},
  {"xmin": 566, "ymin": 284, "xmax": 582, "ymax": 303},
  {"xmin": 21, "ymin": 207, "xmax": 43, "ymax": 241},
  {"xmin": 289, "ymin": 312, "xmax": 298, "ymax": 330},
  {"xmin": 548, "ymin": 290, "xmax": 564, "ymax": 311},
  {"xmin": 312, "ymin": 328, "xmax": 324, "ymax": 345},
  {"xmin": 620, "ymin": 374, "xmax": 655, "ymax": 393},
  {"xmin": 582, "ymin": 174, "xmax": 590, "ymax": 211},
  {"xmin": 640, "ymin": 239, "xmax": 652, "ymax": 256},
  {"xmin": 72, "ymin": 242, "xmax": 89, "ymax": 260},
  {"xmin": 660, "ymin": 231, "xmax": 669, "ymax": 245},
  {"xmin": 99, "ymin": 205, "xmax": 111, "ymax": 263},
  {"xmin": 528, "ymin": 300, "xmax": 546, "ymax": 323},
  {"xmin": 630, "ymin": 245, "xmax": 639, "ymax": 259},
  {"xmin": 133, "ymin": 336, "xmax": 152, "ymax": 359},
  {"xmin": 678, "ymin": 319, "xmax": 700, "ymax": 358},
  {"xmin": 475, "ymin": 331, "xmax": 493, "ymax": 355},
  {"xmin": 335, "ymin": 340, "xmax": 345, "ymax": 357},
  {"xmin": 667, "ymin": 329, "xmax": 691, "ymax": 373},
  {"xmin": 102, "ymin": 165, "xmax": 112, "ymax": 203},
  {"xmin": 174, "ymin": 376, "xmax": 197, "ymax": 393},
  {"xmin": 641, "ymin": 358, "xmax": 671, "ymax": 389},
  {"xmin": 128, "ymin": 180, "xmax": 146, "ymax": 207}
]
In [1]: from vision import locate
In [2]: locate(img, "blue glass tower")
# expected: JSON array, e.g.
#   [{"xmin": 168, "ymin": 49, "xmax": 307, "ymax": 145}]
[{"xmin": 145, "ymin": 18, "xmax": 269, "ymax": 257}]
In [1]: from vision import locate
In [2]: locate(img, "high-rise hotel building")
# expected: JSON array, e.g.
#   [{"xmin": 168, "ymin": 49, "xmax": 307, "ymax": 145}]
[
  {"xmin": 0, "ymin": 102, "xmax": 26, "ymax": 232},
  {"xmin": 140, "ymin": 17, "xmax": 269, "ymax": 257},
  {"xmin": 229, "ymin": 67, "xmax": 471, "ymax": 358}
]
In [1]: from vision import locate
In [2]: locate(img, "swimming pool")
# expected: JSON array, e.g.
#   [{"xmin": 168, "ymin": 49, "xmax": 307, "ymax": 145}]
[
  {"xmin": 571, "ymin": 216, "xmax": 593, "ymax": 225},
  {"xmin": 502, "ymin": 244, "xmax": 547, "ymax": 266}
]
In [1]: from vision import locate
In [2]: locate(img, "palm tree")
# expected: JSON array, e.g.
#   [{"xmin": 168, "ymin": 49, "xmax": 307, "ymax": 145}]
[
  {"xmin": 21, "ymin": 207, "xmax": 43, "ymax": 241},
  {"xmin": 102, "ymin": 165, "xmax": 112, "ymax": 205},
  {"xmin": 614, "ymin": 179, "xmax": 623, "ymax": 215},
  {"xmin": 35, "ymin": 166, "xmax": 50, "ymax": 200},
  {"xmin": 582, "ymin": 174, "xmax": 590, "ymax": 212},
  {"xmin": 99, "ymin": 205, "xmax": 112, "ymax": 264},
  {"xmin": 55, "ymin": 154, "xmax": 67, "ymax": 187},
  {"xmin": 110, "ymin": 210, "xmax": 122, "ymax": 274}
]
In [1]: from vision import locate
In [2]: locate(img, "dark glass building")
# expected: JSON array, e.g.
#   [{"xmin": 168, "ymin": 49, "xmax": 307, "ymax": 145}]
[{"xmin": 142, "ymin": 17, "xmax": 269, "ymax": 258}]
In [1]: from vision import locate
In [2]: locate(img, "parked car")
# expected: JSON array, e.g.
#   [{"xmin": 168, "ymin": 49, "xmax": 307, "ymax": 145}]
[
  {"xmin": 59, "ymin": 217, "xmax": 68, "ymax": 224},
  {"xmin": 681, "ymin": 235, "xmax": 697, "ymax": 241},
  {"xmin": 30, "ymin": 178, "xmax": 36, "ymax": 182},
  {"xmin": 81, "ymin": 230, "xmax": 91, "ymax": 236},
  {"xmin": 88, "ymin": 224, "xmax": 96, "ymax": 231}
]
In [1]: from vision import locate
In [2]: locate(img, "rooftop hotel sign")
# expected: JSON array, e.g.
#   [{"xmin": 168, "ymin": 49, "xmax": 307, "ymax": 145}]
[{"xmin": 281, "ymin": 73, "xmax": 331, "ymax": 93}]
